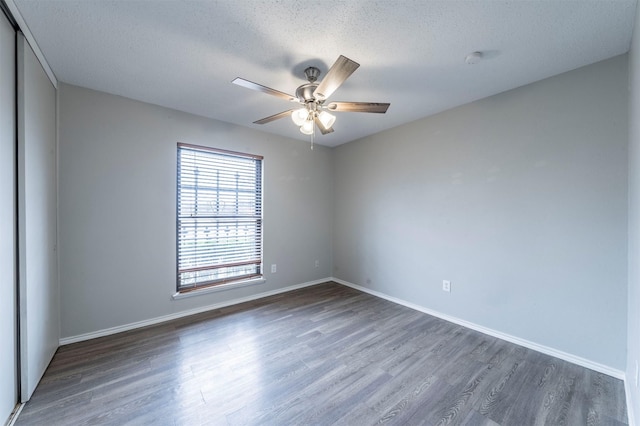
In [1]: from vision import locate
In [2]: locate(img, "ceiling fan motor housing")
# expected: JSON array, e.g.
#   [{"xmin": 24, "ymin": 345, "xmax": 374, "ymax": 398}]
[
  {"xmin": 295, "ymin": 66, "xmax": 324, "ymax": 104},
  {"xmin": 296, "ymin": 83, "xmax": 321, "ymax": 104}
]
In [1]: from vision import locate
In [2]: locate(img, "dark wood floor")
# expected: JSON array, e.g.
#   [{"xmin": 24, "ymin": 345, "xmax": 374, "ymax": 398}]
[{"xmin": 16, "ymin": 282, "xmax": 627, "ymax": 425}]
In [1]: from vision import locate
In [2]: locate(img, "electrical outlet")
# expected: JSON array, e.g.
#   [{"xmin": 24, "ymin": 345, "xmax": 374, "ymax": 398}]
[
  {"xmin": 442, "ymin": 280, "xmax": 451, "ymax": 292},
  {"xmin": 271, "ymin": 264, "xmax": 277, "ymax": 273},
  {"xmin": 315, "ymin": 260, "xmax": 319, "ymax": 268}
]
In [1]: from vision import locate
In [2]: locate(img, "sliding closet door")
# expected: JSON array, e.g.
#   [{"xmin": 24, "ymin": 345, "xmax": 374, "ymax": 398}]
[
  {"xmin": 0, "ymin": 10, "xmax": 17, "ymax": 423},
  {"xmin": 17, "ymin": 33, "xmax": 58, "ymax": 402}
]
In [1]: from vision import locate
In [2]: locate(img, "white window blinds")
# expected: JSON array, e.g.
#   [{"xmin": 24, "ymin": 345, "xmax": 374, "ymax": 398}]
[{"xmin": 177, "ymin": 143, "xmax": 263, "ymax": 291}]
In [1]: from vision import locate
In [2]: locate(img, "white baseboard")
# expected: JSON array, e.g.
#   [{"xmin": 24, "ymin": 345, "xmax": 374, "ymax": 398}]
[
  {"xmin": 59, "ymin": 278, "xmax": 330, "ymax": 346},
  {"xmin": 59, "ymin": 276, "xmax": 626, "ymax": 381},
  {"xmin": 626, "ymin": 377, "xmax": 637, "ymax": 426},
  {"xmin": 332, "ymin": 277, "xmax": 626, "ymax": 381},
  {"xmin": 5, "ymin": 402, "xmax": 25, "ymax": 426}
]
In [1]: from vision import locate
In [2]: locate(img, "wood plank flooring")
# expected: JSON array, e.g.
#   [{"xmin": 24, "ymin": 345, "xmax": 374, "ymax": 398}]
[{"xmin": 16, "ymin": 282, "xmax": 628, "ymax": 425}]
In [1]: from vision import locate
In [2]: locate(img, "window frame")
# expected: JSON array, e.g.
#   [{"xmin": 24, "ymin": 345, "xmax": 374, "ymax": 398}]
[{"xmin": 175, "ymin": 142, "xmax": 264, "ymax": 295}]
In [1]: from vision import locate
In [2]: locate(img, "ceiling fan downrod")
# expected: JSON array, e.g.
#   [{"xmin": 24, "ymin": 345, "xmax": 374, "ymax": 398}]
[{"xmin": 304, "ymin": 66, "xmax": 320, "ymax": 83}]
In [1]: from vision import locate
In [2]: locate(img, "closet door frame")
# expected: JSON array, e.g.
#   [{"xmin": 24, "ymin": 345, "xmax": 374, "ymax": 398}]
[{"xmin": 0, "ymin": 3, "xmax": 19, "ymax": 422}]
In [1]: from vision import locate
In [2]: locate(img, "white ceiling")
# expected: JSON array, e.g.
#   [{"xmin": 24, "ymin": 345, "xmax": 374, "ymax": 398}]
[{"xmin": 10, "ymin": 0, "xmax": 638, "ymax": 147}]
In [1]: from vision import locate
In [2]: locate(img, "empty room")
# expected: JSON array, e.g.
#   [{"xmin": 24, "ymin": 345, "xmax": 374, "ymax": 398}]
[{"xmin": 2, "ymin": 0, "xmax": 640, "ymax": 425}]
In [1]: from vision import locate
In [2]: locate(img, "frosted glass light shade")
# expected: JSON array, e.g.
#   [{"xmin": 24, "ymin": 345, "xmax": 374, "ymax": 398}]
[
  {"xmin": 300, "ymin": 120, "xmax": 314, "ymax": 135},
  {"xmin": 317, "ymin": 111, "xmax": 336, "ymax": 129},
  {"xmin": 291, "ymin": 108, "xmax": 308, "ymax": 126}
]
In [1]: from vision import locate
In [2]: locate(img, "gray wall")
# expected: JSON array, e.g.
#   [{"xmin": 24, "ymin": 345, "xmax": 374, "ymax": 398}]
[
  {"xmin": 0, "ymin": 12, "xmax": 17, "ymax": 422},
  {"xmin": 628, "ymin": 3, "xmax": 640, "ymax": 422},
  {"xmin": 333, "ymin": 56, "xmax": 628, "ymax": 370},
  {"xmin": 57, "ymin": 83, "xmax": 333, "ymax": 339},
  {"xmin": 57, "ymin": 53, "xmax": 628, "ymax": 380},
  {"xmin": 17, "ymin": 34, "xmax": 59, "ymax": 401}
]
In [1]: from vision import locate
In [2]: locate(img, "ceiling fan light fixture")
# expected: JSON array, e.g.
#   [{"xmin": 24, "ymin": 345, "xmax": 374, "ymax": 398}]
[
  {"xmin": 300, "ymin": 120, "xmax": 314, "ymax": 135},
  {"xmin": 291, "ymin": 108, "xmax": 308, "ymax": 126},
  {"xmin": 318, "ymin": 110, "xmax": 336, "ymax": 129},
  {"xmin": 232, "ymin": 55, "xmax": 390, "ymax": 140}
]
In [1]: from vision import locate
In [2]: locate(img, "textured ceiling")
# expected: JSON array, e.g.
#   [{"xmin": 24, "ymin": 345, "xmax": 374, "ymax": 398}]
[{"xmin": 10, "ymin": 0, "xmax": 638, "ymax": 147}]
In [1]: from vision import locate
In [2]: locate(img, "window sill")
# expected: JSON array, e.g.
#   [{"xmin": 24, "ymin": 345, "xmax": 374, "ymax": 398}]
[{"xmin": 172, "ymin": 277, "xmax": 266, "ymax": 300}]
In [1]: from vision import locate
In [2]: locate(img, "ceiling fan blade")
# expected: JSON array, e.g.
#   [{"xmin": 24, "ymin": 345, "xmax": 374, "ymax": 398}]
[
  {"xmin": 314, "ymin": 116, "xmax": 334, "ymax": 135},
  {"xmin": 253, "ymin": 109, "xmax": 294, "ymax": 125},
  {"xmin": 313, "ymin": 55, "xmax": 360, "ymax": 101},
  {"xmin": 232, "ymin": 78, "xmax": 296, "ymax": 102},
  {"xmin": 327, "ymin": 102, "xmax": 390, "ymax": 113}
]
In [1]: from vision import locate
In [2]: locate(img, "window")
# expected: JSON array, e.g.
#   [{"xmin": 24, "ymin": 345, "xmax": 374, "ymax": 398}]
[{"xmin": 176, "ymin": 143, "xmax": 263, "ymax": 292}]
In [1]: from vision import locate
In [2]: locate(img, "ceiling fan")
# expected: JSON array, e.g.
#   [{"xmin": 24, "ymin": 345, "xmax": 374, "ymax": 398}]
[{"xmin": 232, "ymin": 55, "xmax": 390, "ymax": 137}]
